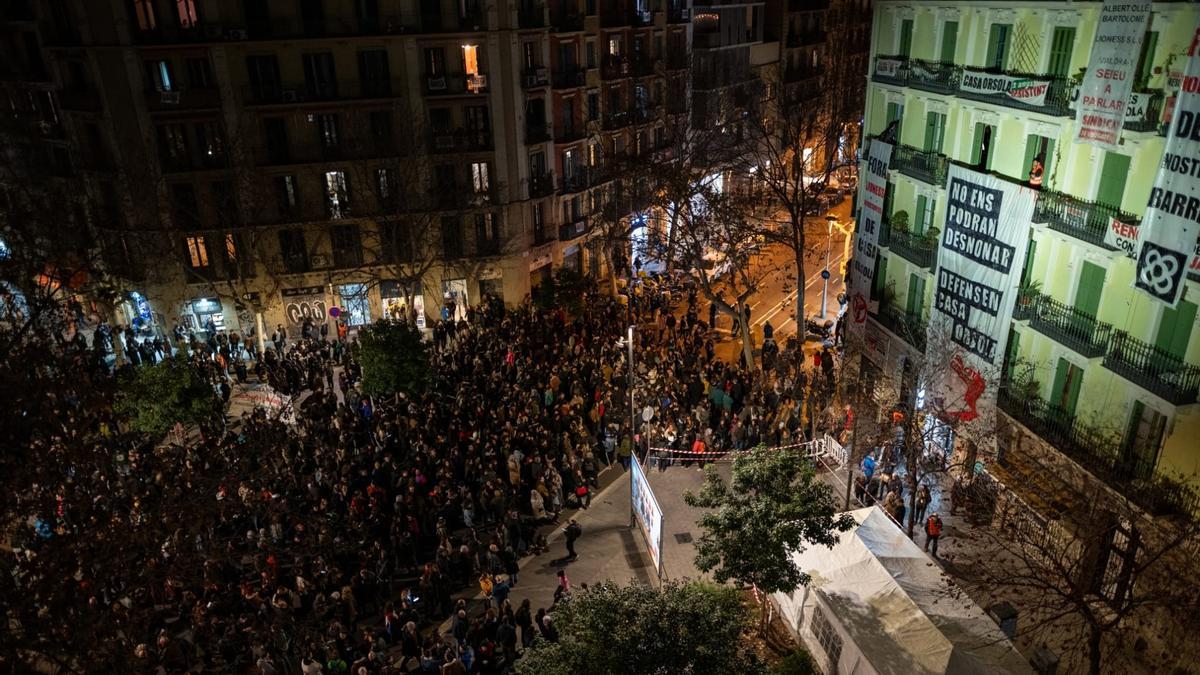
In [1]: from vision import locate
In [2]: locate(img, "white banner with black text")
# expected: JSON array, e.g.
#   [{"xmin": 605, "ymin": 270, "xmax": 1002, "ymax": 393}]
[
  {"xmin": 1074, "ymin": 0, "xmax": 1152, "ymax": 149},
  {"xmin": 849, "ymin": 140, "xmax": 893, "ymax": 333},
  {"xmin": 1134, "ymin": 27, "xmax": 1200, "ymax": 307}
]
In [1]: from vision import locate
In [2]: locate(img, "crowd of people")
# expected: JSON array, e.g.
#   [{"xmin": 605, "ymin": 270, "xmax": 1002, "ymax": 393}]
[{"xmin": 7, "ymin": 276, "xmax": 849, "ymax": 675}]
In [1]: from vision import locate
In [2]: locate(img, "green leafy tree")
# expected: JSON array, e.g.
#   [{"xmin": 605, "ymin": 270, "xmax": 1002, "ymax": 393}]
[
  {"xmin": 515, "ymin": 580, "xmax": 764, "ymax": 675},
  {"xmin": 354, "ymin": 319, "xmax": 430, "ymax": 398},
  {"xmin": 114, "ymin": 360, "xmax": 222, "ymax": 436},
  {"xmin": 685, "ymin": 446, "xmax": 854, "ymax": 631}
]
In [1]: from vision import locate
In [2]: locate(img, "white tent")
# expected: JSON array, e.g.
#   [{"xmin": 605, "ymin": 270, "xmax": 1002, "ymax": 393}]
[{"xmin": 773, "ymin": 507, "xmax": 1031, "ymax": 675}]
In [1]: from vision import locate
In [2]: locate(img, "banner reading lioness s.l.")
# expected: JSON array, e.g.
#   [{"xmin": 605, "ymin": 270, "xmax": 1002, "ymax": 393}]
[
  {"xmin": 849, "ymin": 140, "xmax": 893, "ymax": 331},
  {"xmin": 1074, "ymin": 0, "xmax": 1152, "ymax": 149},
  {"xmin": 930, "ymin": 164, "xmax": 1035, "ymax": 422},
  {"xmin": 1134, "ymin": 27, "xmax": 1200, "ymax": 308}
]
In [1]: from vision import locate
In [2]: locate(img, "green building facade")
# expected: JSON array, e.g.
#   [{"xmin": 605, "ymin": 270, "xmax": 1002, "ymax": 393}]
[{"xmin": 857, "ymin": 1, "xmax": 1199, "ymax": 517}]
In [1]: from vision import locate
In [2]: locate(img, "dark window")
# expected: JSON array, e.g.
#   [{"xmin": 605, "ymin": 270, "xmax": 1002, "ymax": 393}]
[
  {"xmin": 246, "ymin": 55, "xmax": 281, "ymax": 99},
  {"xmin": 278, "ymin": 228, "xmax": 310, "ymax": 273},
  {"xmin": 303, "ymin": 53, "xmax": 338, "ymax": 99},
  {"xmin": 430, "ymin": 108, "xmax": 452, "ymax": 134},
  {"xmin": 315, "ymin": 114, "xmax": 339, "ymax": 148},
  {"xmin": 442, "ymin": 216, "xmax": 462, "ymax": 258},
  {"xmin": 300, "ymin": 0, "xmax": 325, "ymax": 36},
  {"xmin": 369, "ymin": 110, "xmax": 393, "ymax": 147},
  {"xmin": 263, "ymin": 117, "xmax": 289, "ymax": 163},
  {"xmin": 170, "ymin": 183, "xmax": 199, "ymax": 228},
  {"xmin": 358, "ymin": 50, "xmax": 391, "ymax": 96},
  {"xmin": 331, "ymin": 224, "xmax": 363, "ymax": 268},
  {"xmin": 356, "ymin": 0, "xmax": 380, "ymax": 31},
  {"xmin": 157, "ymin": 123, "xmax": 190, "ymax": 168},
  {"xmin": 380, "ymin": 220, "xmax": 412, "ymax": 263},
  {"xmin": 425, "ymin": 48, "xmax": 446, "ymax": 76},
  {"xmin": 210, "ymin": 180, "xmax": 238, "ymax": 225},
  {"xmin": 185, "ymin": 57, "xmax": 214, "ymax": 88},
  {"xmin": 275, "ymin": 175, "xmax": 300, "ymax": 216},
  {"xmin": 245, "ymin": 0, "xmax": 271, "ymax": 38},
  {"xmin": 475, "ymin": 212, "xmax": 499, "ymax": 255}
]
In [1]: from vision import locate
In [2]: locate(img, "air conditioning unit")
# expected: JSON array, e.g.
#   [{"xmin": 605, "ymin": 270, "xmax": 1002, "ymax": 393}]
[
  {"xmin": 536, "ymin": 67, "xmax": 549, "ymax": 81},
  {"xmin": 427, "ymin": 76, "xmax": 447, "ymax": 91},
  {"xmin": 467, "ymin": 74, "xmax": 488, "ymax": 93},
  {"xmin": 281, "ymin": 89, "xmax": 300, "ymax": 102},
  {"xmin": 160, "ymin": 91, "xmax": 181, "ymax": 104},
  {"xmin": 680, "ymin": 8, "xmax": 690, "ymax": 19},
  {"xmin": 310, "ymin": 254, "xmax": 329, "ymax": 268},
  {"xmin": 226, "ymin": 28, "xmax": 248, "ymax": 40},
  {"xmin": 435, "ymin": 135, "xmax": 456, "ymax": 150}
]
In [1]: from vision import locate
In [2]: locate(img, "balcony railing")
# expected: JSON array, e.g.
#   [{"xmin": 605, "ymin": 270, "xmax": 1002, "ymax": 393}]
[
  {"xmin": 244, "ymin": 79, "xmax": 402, "ymax": 104},
  {"xmin": 1032, "ymin": 190, "xmax": 1134, "ymax": 250},
  {"xmin": 873, "ymin": 56, "xmax": 1072, "ymax": 117},
  {"xmin": 787, "ymin": 30, "xmax": 826, "ymax": 48},
  {"xmin": 667, "ymin": 8, "xmax": 690, "ymax": 23},
  {"xmin": 525, "ymin": 124, "xmax": 551, "ymax": 144},
  {"xmin": 892, "ymin": 143, "xmax": 949, "ymax": 187},
  {"xmin": 887, "ymin": 227, "xmax": 937, "ymax": 269},
  {"xmin": 631, "ymin": 56, "xmax": 659, "ymax": 77},
  {"xmin": 145, "ymin": 87, "xmax": 221, "ymax": 111},
  {"xmin": 530, "ymin": 172, "xmax": 555, "ymax": 197},
  {"xmin": 555, "ymin": 125, "xmax": 586, "ymax": 143},
  {"xmin": 905, "ymin": 59, "xmax": 958, "ymax": 95},
  {"xmin": 423, "ymin": 74, "xmax": 488, "ymax": 96},
  {"xmin": 1104, "ymin": 331, "xmax": 1200, "ymax": 405},
  {"xmin": 996, "ymin": 388, "xmax": 1193, "ymax": 516},
  {"xmin": 602, "ymin": 57, "xmax": 631, "ymax": 80},
  {"xmin": 877, "ymin": 303, "xmax": 926, "ymax": 352},
  {"xmin": 59, "ymin": 87, "xmax": 101, "ymax": 111},
  {"xmin": 429, "ymin": 130, "xmax": 494, "ymax": 153},
  {"xmin": 560, "ymin": 216, "xmax": 589, "ymax": 241},
  {"xmin": 1018, "ymin": 290, "xmax": 1114, "ymax": 358},
  {"xmin": 521, "ymin": 68, "xmax": 550, "ymax": 88},
  {"xmin": 870, "ymin": 54, "xmax": 908, "ymax": 86},
  {"xmin": 602, "ymin": 110, "xmax": 631, "ymax": 130},
  {"xmin": 551, "ymin": 13, "xmax": 585, "ymax": 32},
  {"xmin": 552, "ymin": 69, "xmax": 586, "ymax": 89},
  {"xmin": 560, "ymin": 171, "xmax": 591, "ymax": 194}
]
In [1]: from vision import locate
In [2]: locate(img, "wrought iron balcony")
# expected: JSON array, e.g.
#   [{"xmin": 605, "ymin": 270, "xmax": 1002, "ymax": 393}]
[
  {"xmin": 877, "ymin": 303, "xmax": 926, "ymax": 352},
  {"xmin": 551, "ymin": 13, "xmax": 584, "ymax": 32},
  {"xmin": 905, "ymin": 59, "xmax": 958, "ymax": 95},
  {"xmin": 870, "ymin": 54, "xmax": 908, "ymax": 86},
  {"xmin": 891, "ymin": 144, "xmax": 949, "ymax": 187},
  {"xmin": 525, "ymin": 124, "xmax": 551, "ymax": 144},
  {"xmin": 886, "ymin": 228, "xmax": 937, "ymax": 269},
  {"xmin": 1104, "ymin": 331, "xmax": 1200, "ymax": 405},
  {"xmin": 956, "ymin": 67, "xmax": 1072, "ymax": 117},
  {"xmin": 529, "ymin": 172, "xmax": 555, "ymax": 198},
  {"xmin": 996, "ymin": 388, "xmax": 1193, "ymax": 516},
  {"xmin": 1018, "ymin": 290, "xmax": 1114, "ymax": 358},
  {"xmin": 552, "ymin": 68, "xmax": 586, "ymax": 89},
  {"xmin": 1032, "ymin": 190, "xmax": 1133, "ymax": 250}
]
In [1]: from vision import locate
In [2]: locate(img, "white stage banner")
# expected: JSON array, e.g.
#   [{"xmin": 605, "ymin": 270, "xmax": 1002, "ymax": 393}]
[
  {"xmin": 930, "ymin": 164, "xmax": 1036, "ymax": 423},
  {"xmin": 1074, "ymin": 0, "xmax": 1152, "ymax": 149},
  {"xmin": 1134, "ymin": 28, "xmax": 1200, "ymax": 307},
  {"xmin": 849, "ymin": 140, "xmax": 893, "ymax": 332}
]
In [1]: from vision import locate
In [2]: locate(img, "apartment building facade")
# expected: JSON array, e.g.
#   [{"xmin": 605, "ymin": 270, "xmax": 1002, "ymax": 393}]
[
  {"xmin": 19, "ymin": 0, "xmax": 689, "ymax": 338},
  {"xmin": 854, "ymin": 0, "xmax": 1199, "ymax": 527}
]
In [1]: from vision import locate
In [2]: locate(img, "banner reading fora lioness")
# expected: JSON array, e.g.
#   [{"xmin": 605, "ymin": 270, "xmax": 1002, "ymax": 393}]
[
  {"xmin": 848, "ymin": 139, "xmax": 893, "ymax": 333},
  {"xmin": 929, "ymin": 164, "xmax": 1035, "ymax": 426}
]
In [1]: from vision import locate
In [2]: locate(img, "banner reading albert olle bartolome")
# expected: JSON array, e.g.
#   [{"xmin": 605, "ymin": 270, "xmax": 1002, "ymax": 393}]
[
  {"xmin": 930, "ymin": 164, "xmax": 1035, "ymax": 425},
  {"xmin": 1075, "ymin": 0, "xmax": 1152, "ymax": 149},
  {"xmin": 1134, "ymin": 26, "xmax": 1200, "ymax": 308}
]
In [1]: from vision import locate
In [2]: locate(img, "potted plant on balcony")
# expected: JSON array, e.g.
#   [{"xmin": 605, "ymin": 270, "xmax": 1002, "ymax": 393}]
[
  {"xmin": 1017, "ymin": 279, "xmax": 1042, "ymax": 309},
  {"xmin": 891, "ymin": 210, "xmax": 910, "ymax": 234},
  {"xmin": 923, "ymin": 226, "xmax": 940, "ymax": 246}
]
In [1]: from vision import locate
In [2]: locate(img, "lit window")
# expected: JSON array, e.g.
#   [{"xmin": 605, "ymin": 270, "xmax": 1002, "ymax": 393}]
[
  {"xmin": 186, "ymin": 236, "xmax": 209, "ymax": 268},
  {"xmin": 471, "ymin": 162, "xmax": 490, "ymax": 192},
  {"xmin": 133, "ymin": 0, "xmax": 157, "ymax": 30},
  {"xmin": 325, "ymin": 170, "xmax": 349, "ymax": 218},
  {"xmin": 462, "ymin": 45, "xmax": 479, "ymax": 76},
  {"xmin": 224, "ymin": 233, "xmax": 237, "ymax": 261},
  {"xmin": 176, "ymin": 0, "xmax": 198, "ymax": 28}
]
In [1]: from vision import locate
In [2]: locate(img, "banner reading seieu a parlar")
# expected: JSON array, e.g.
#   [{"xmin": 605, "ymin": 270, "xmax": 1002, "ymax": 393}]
[
  {"xmin": 1075, "ymin": 0, "xmax": 1152, "ymax": 149},
  {"xmin": 1134, "ymin": 27, "xmax": 1200, "ymax": 308},
  {"xmin": 849, "ymin": 140, "xmax": 893, "ymax": 332},
  {"xmin": 930, "ymin": 165, "xmax": 1035, "ymax": 425}
]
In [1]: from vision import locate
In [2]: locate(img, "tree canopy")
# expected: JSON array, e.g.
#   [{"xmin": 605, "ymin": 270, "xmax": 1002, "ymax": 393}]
[
  {"xmin": 515, "ymin": 580, "xmax": 764, "ymax": 675},
  {"xmin": 685, "ymin": 447, "xmax": 854, "ymax": 604},
  {"xmin": 114, "ymin": 359, "xmax": 223, "ymax": 436},
  {"xmin": 353, "ymin": 319, "xmax": 430, "ymax": 398}
]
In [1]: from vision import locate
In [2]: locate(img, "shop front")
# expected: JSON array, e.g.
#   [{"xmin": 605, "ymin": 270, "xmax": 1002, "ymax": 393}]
[
  {"xmin": 187, "ymin": 296, "xmax": 225, "ymax": 336},
  {"xmin": 441, "ymin": 278, "xmax": 469, "ymax": 321},
  {"xmin": 336, "ymin": 283, "xmax": 371, "ymax": 326},
  {"xmin": 478, "ymin": 265, "xmax": 504, "ymax": 301},
  {"xmin": 380, "ymin": 280, "xmax": 426, "ymax": 329},
  {"xmin": 281, "ymin": 285, "xmax": 327, "ymax": 339},
  {"xmin": 530, "ymin": 251, "xmax": 553, "ymax": 288},
  {"xmin": 562, "ymin": 244, "xmax": 582, "ymax": 272},
  {"xmin": 121, "ymin": 291, "xmax": 159, "ymax": 338}
]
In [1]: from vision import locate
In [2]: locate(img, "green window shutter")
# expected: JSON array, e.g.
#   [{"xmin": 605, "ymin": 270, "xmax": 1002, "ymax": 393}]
[
  {"xmin": 1004, "ymin": 327, "xmax": 1020, "ymax": 376},
  {"xmin": 1043, "ymin": 137, "xmax": 1056, "ymax": 182},
  {"xmin": 1050, "ymin": 358, "xmax": 1069, "ymax": 409},
  {"xmin": 1022, "ymin": 135, "xmax": 1039, "ymax": 181},
  {"xmin": 1097, "ymin": 151, "xmax": 1131, "ymax": 209},
  {"xmin": 906, "ymin": 273, "xmax": 926, "ymax": 315},
  {"xmin": 1135, "ymin": 32, "xmax": 1158, "ymax": 88},
  {"xmin": 924, "ymin": 112, "xmax": 937, "ymax": 152},
  {"xmin": 915, "ymin": 195, "xmax": 927, "ymax": 235},
  {"xmin": 883, "ymin": 180, "xmax": 895, "ymax": 216},
  {"xmin": 987, "ymin": 24, "xmax": 1011, "ymax": 71},
  {"xmin": 933, "ymin": 113, "xmax": 945, "ymax": 152},
  {"xmin": 1047, "ymin": 27, "xmax": 1075, "ymax": 78},
  {"xmin": 940, "ymin": 22, "xmax": 958, "ymax": 63},
  {"xmin": 1050, "ymin": 359, "xmax": 1082, "ymax": 415},
  {"xmin": 1020, "ymin": 238, "xmax": 1037, "ymax": 287},
  {"xmin": 1074, "ymin": 261, "xmax": 1106, "ymax": 318},
  {"xmin": 1065, "ymin": 363, "xmax": 1082, "ymax": 416},
  {"xmin": 900, "ymin": 19, "xmax": 913, "ymax": 57},
  {"xmin": 1155, "ymin": 298, "xmax": 1197, "ymax": 360},
  {"xmin": 971, "ymin": 122, "xmax": 984, "ymax": 165},
  {"xmin": 873, "ymin": 255, "xmax": 888, "ymax": 299}
]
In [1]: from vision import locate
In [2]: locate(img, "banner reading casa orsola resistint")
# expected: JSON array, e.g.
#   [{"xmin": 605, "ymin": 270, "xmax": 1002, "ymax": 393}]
[
  {"xmin": 930, "ymin": 164, "xmax": 1035, "ymax": 425},
  {"xmin": 1075, "ymin": 0, "xmax": 1152, "ymax": 149},
  {"xmin": 1134, "ymin": 27, "xmax": 1200, "ymax": 308},
  {"xmin": 849, "ymin": 140, "xmax": 893, "ymax": 332},
  {"xmin": 959, "ymin": 69, "xmax": 1050, "ymax": 107}
]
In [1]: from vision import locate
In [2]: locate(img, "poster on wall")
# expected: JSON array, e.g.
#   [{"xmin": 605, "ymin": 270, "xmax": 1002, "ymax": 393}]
[
  {"xmin": 630, "ymin": 454, "xmax": 664, "ymax": 575},
  {"xmin": 281, "ymin": 286, "xmax": 327, "ymax": 339},
  {"xmin": 1074, "ymin": 0, "xmax": 1152, "ymax": 149},
  {"xmin": 1134, "ymin": 27, "xmax": 1200, "ymax": 308},
  {"xmin": 959, "ymin": 69, "xmax": 1051, "ymax": 107},
  {"xmin": 929, "ymin": 164, "xmax": 1036, "ymax": 428},
  {"xmin": 849, "ymin": 139, "xmax": 893, "ymax": 334}
]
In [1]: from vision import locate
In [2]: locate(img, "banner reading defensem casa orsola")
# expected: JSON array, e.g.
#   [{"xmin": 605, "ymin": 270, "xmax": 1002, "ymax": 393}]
[
  {"xmin": 929, "ymin": 164, "xmax": 1035, "ymax": 423},
  {"xmin": 1075, "ymin": 0, "xmax": 1152, "ymax": 149},
  {"xmin": 849, "ymin": 140, "xmax": 893, "ymax": 331},
  {"xmin": 1134, "ymin": 26, "xmax": 1200, "ymax": 308}
]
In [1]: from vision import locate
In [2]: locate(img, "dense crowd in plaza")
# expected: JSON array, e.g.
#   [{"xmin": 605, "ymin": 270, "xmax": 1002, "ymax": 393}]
[{"xmin": 6, "ymin": 278, "xmax": 840, "ymax": 675}]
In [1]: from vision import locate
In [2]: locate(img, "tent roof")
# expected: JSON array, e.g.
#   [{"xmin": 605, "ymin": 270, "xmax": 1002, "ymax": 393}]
[{"xmin": 795, "ymin": 507, "xmax": 1031, "ymax": 675}]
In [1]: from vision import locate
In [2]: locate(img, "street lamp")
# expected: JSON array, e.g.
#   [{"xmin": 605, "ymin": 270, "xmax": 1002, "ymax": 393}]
[{"xmin": 821, "ymin": 214, "xmax": 836, "ymax": 318}]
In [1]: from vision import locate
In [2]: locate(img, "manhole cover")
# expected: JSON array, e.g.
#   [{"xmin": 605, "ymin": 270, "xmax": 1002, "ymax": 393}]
[
  {"xmin": 625, "ymin": 553, "xmax": 649, "ymax": 568},
  {"xmin": 674, "ymin": 532, "xmax": 693, "ymax": 544}
]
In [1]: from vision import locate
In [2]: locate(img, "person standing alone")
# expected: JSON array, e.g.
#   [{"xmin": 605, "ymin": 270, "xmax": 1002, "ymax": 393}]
[
  {"xmin": 924, "ymin": 512, "xmax": 943, "ymax": 557},
  {"xmin": 563, "ymin": 518, "xmax": 582, "ymax": 560}
]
